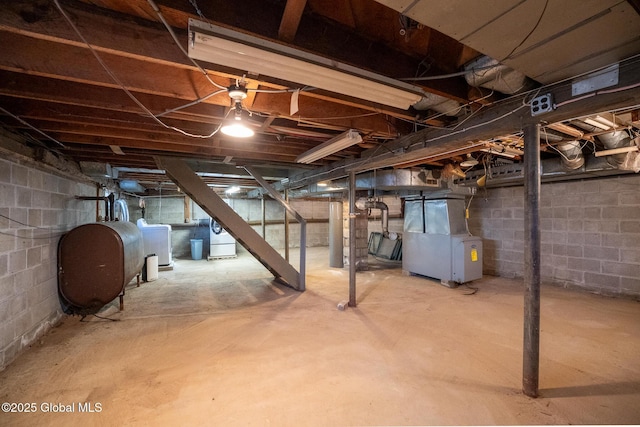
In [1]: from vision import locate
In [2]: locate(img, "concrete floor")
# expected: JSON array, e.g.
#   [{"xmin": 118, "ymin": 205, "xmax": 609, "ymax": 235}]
[{"xmin": 1, "ymin": 247, "xmax": 639, "ymax": 426}]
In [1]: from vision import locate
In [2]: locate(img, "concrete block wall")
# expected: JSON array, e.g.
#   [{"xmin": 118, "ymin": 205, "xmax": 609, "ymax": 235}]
[
  {"xmin": 236, "ymin": 198, "xmax": 330, "ymax": 249},
  {"xmin": 467, "ymin": 174, "xmax": 640, "ymax": 298},
  {"xmin": 127, "ymin": 196, "xmax": 332, "ymax": 257},
  {"xmin": 366, "ymin": 195, "xmax": 404, "ymax": 236},
  {"xmin": 343, "ymin": 201, "xmax": 369, "ymax": 270},
  {"xmin": 0, "ymin": 157, "xmax": 97, "ymax": 370}
]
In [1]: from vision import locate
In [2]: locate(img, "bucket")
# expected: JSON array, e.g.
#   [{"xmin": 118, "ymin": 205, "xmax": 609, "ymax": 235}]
[{"xmin": 190, "ymin": 239, "xmax": 203, "ymax": 260}]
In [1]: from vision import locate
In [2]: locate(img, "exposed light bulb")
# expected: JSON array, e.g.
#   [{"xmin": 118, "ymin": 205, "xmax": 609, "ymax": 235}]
[
  {"xmin": 221, "ymin": 100, "xmax": 254, "ymax": 138},
  {"xmin": 221, "ymin": 121, "xmax": 254, "ymax": 138}
]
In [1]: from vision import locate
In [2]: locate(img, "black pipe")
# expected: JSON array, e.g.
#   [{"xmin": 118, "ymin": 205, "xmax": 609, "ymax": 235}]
[
  {"xmin": 523, "ymin": 123, "xmax": 541, "ymax": 398},
  {"xmin": 108, "ymin": 193, "xmax": 116, "ymax": 222},
  {"xmin": 76, "ymin": 196, "xmax": 109, "ymax": 221},
  {"xmin": 76, "ymin": 195, "xmax": 115, "ymax": 221}
]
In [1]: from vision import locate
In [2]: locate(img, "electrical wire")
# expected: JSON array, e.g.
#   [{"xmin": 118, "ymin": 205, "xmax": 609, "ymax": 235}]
[
  {"xmin": 541, "ymin": 126, "xmax": 592, "ymax": 163},
  {"xmin": 0, "ymin": 106, "xmax": 66, "ymax": 148},
  {"xmin": 295, "ymin": 112, "xmax": 381, "ymax": 121},
  {"xmin": 500, "ymin": 0, "xmax": 549, "ymax": 62},
  {"xmin": 409, "ymin": 89, "xmax": 496, "ymax": 131},
  {"xmin": 0, "ymin": 230, "xmax": 67, "ymax": 239},
  {"xmin": 146, "ymin": 0, "xmax": 226, "ymax": 91},
  {"xmin": 189, "ymin": 0, "xmax": 208, "ymax": 22},
  {"xmin": 464, "ymin": 194, "xmax": 474, "ymax": 236},
  {"xmin": 461, "ymin": 283, "xmax": 478, "ymax": 295},
  {"xmin": 80, "ymin": 314, "xmax": 119, "ymax": 322},
  {"xmin": 554, "ymin": 81, "xmax": 640, "ymax": 109},
  {"xmin": 399, "ymin": 63, "xmax": 504, "ymax": 81},
  {"xmin": 0, "ymin": 213, "xmax": 48, "ymax": 229},
  {"xmin": 53, "ymin": 0, "xmax": 224, "ymax": 139},
  {"xmin": 154, "ymin": 88, "xmax": 227, "ymax": 117},
  {"xmin": 149, "ymin": 0, "xmax": 307, "ymax": 98}
]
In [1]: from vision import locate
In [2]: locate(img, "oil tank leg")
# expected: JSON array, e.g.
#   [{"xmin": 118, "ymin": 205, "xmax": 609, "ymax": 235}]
[
  {"xmin": 119, "ymin": 292, "xmax": 124, "ymax": 311},
  {"xmin": 137, "ymin": 273, "xmax": 140, "ymax": 287}
]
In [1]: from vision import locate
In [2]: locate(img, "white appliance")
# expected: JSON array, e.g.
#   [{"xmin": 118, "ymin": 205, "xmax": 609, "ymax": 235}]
[
  {"xmin": 136, "ymin": 218, "xmax": 173, "ymax": 266},
  {"xmin": 209, "ymin": 217, "xmax": 236, "ymax": 258}
]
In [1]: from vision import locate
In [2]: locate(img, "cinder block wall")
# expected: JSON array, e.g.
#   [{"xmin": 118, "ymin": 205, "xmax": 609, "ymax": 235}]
[
  {"xmin": 0, "ymin": 157, "xmax": 97, "ymax": 370},
  {"xmin": 467, "ymin": 174, "xmax": 640, "ymax": 298},
  {"xmin": 365, "ymin": 195, "xmax": 404, "ymax": 235},
  {"xmin": 127, "ymin": 196, "xmax": 332, "ymax": 257},
  {"xmin": 343, "ymin": 200, "xmax": 368, "ymax": 269}
]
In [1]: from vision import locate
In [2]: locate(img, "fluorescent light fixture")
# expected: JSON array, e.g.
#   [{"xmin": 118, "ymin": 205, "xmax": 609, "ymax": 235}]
[
  {"xmin": 583, "ymin": 118, "xmax": 610, "ymax": 130},
  {"xmin": 547, "ymin": 122, "xmax": 584, "ymax": 138},
  {"xmin": 225, "ymin": 185, "xmax": 241, "ymax": 194},
  {"xmin": 296, "ymin": 129, "xmax": 363, "ymax": 164},
  {"xmin": 592, "ymin": 115, "xmax": 618, "ymax": 129},
  {"xmin": 188, "ymin": 19, "xmax": 425, "ymax": 110}
]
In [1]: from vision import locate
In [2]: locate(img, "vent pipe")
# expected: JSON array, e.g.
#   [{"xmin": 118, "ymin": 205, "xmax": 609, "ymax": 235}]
[
  {"xmin": 412, "ymin": 93, "xmax": 461, "ymax": 116},
  {"xmin": 555, "ymin": 140, "xmax": 585, "ymax": 170},
  {"xmin": 598, "ymin": 130, "xmax": 631, "ymax": 167},
  {"xmin": 464, "ymin": 56, "xmax": 535, "ymax": 94},
  {"xmin": 356, "ymin": 199, "xmax": 389, "ymax": 236}
]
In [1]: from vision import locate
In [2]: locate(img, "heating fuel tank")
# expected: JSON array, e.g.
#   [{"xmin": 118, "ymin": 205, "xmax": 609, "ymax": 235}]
[{"xmin": 58, "ymin": 221, "xmax": 144, "ymax": 314}]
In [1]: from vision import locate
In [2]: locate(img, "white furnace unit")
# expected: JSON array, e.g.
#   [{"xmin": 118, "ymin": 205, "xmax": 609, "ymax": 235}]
[
  {"xmin": 403, "ymin": 198, "xmax": 482, "ymax": 287},
  {"xmin": 209, "ymin": 217, "xmax": 236, "ymax": 258}
]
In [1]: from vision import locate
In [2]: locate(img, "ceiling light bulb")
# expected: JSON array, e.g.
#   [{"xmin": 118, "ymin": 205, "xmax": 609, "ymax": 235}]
[
  {"xmin": 221, "ymin": 99, "xmax": 254, "ymax": 138},
  {"xmin": 221, "ymin": 121, "xmax": 254, "ymax": 138}
]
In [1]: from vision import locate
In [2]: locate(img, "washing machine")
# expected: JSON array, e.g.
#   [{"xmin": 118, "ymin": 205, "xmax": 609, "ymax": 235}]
[{"xmin": 209, "ymin": 217, "xmax": 236, "ymax": 258}]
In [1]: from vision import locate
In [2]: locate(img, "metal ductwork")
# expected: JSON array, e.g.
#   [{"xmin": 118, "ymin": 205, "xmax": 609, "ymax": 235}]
[
  {"xmin": 356, "ymin": 199, "xmax": 389, "ymax": 236},
  {"xmin": 412, "ymin": 92, "xmax": 462, "ymax": 116},
  {"xmin": 555, "ymin": 140, "xmax": 585, "ymax": 170},
  {"xmin": 464, "ymin": 56, "xmax": 535, "ymax": 95},
  {"xmin": 597, "ymin": 130, "xmax": 632, "ymax": 167}
]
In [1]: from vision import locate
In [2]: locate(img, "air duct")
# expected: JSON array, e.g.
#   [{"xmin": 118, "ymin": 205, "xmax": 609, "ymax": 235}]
[
  {"xmin": 412, "ymin": 92, "xmax": 461, "ymax": 116},
  {"xmin": 464, "ymin": 56, "xmax": 534, "ymax": 94},
  {"xmin": 356, "ymin": 199, "xmax": 389, "ymax": 236},
  {"xmin": 598, "ymin": 130, "xmax": 631, "ymax": 167},
  {"xmin": 555, "ymin": 140, "xmax": 585, "ymax": 170}
]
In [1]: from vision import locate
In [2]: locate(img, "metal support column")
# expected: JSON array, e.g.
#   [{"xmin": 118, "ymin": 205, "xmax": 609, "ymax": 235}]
[
  {"xmin": 348, "ymin": 171, "xmax": 356, "ymax": 307},
  {"xmin": 329, "ymin": 201, "xmax": 344, "ymax": 268},
  {"xmin": 261, "ymin": 196, "xmax": 266, "ymax": 238},
  {"xmin": 523, "ymin": 123, "xmax": 541, "ymax": 398},
  {"xmin": 284, "ymin": 189, "xmax": 290, "ymax": 262}
]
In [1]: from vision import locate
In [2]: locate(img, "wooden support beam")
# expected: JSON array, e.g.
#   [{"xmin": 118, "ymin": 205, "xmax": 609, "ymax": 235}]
[{"xmin": 278, "ymin": 0, "xmax": 307, "ymax": 42}]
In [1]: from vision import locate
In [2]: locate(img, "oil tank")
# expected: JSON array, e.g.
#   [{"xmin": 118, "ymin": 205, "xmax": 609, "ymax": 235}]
[{"xmin": 58, "ymin": 221, "xmax": 144, "ymax": 314}]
